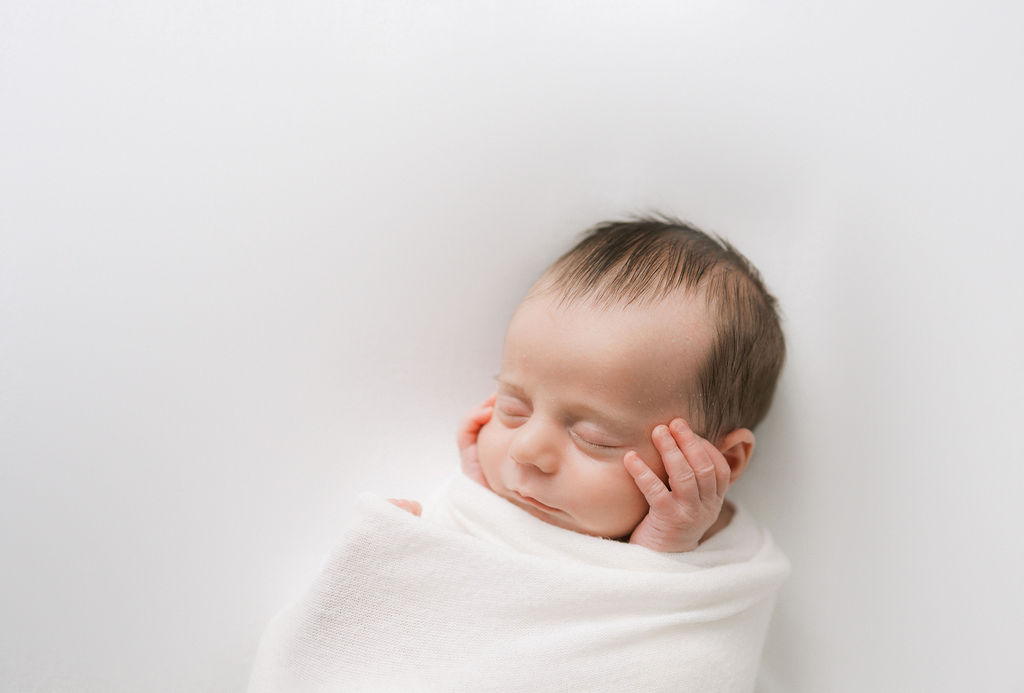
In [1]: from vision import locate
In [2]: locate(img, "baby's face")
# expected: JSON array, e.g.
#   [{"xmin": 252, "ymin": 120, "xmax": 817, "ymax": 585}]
[{"xmin": 476, "ymin": 290, "xmax": 716, "ymax": 539}]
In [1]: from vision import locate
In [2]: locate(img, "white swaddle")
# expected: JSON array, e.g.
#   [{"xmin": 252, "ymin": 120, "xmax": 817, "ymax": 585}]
[{"xmin": 248, "ymin": 473, "xmax": 789, "ymax": 693}]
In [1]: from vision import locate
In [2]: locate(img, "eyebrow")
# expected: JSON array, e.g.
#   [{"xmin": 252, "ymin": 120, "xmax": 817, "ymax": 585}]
[
  {"xmin": 492, "ymin": 375, "xmax": 638, "ymax": 438},
  {"xmin": 493, "ymin": 376, "xmax": 528, "ymax": 397}
]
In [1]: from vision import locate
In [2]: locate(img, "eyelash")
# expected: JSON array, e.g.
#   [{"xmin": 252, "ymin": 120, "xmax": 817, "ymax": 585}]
[
  {"xmin": 498, "ymin": 408, "xmax": 616, "ymax": 450},
  {"xmin": 570, "ymin": 429, "xmax": 616, "ymax": 449},
  {"xmin": 496, "ymin": 407, "xmax": 528, "ymax": 421}
]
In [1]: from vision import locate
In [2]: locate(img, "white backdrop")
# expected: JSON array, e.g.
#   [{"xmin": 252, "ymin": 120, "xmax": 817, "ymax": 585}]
[{"xmin": 2, "ymin": 1, "xmax": 1022, "ymax": 691}]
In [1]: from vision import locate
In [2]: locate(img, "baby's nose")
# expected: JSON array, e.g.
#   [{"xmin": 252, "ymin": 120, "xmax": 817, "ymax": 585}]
[
  {"xmin": 508, "ymin": 419, "xmax": 560, "ymax": 473},
  {"xmin": 516, "ymin": 450, "xmax": 558, "ymax": 474}
]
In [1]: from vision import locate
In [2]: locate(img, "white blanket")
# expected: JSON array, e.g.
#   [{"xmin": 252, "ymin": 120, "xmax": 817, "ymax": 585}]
[{"xmin": 248, "ymin": 473, "xmax": 790, "ymax": 693}]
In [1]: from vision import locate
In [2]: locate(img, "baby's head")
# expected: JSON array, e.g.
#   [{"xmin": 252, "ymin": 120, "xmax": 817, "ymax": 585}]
[{"xmin": 475, "ymin": 216, "xmax": 785, "ymax": 539}]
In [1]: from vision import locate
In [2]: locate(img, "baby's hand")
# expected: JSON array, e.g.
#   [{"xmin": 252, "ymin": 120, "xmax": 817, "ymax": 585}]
[
  {"xmin": 624, "ymin": 418, "xmax": 731, "ymax": 553},
  {"xmin": 456, "ymin": 393, "xmax": 496, "ymax": 489},
  {"xmin": 387, "ymin": 498, "xmax": 422, "ymax": 516}
]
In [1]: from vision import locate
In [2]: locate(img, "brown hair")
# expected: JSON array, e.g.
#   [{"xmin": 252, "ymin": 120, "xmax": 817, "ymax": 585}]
[{"xmin": 532, "ymin": 215, "xmax": 785, "ymax": 444}]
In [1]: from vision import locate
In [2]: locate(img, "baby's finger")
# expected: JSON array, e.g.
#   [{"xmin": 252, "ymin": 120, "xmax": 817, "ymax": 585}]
[
  {"xmin": 467, "ymin": 393, "xmax": 497, "ymax": 427},
  {"xmin": 471, "ymin": 395, "xmax": 497, "ymax": 423},
  {"xmin": 387, "ymin": 498, "xmax": 422, "ymax": 516},
  {"xmin": 624, "ymin": 451, "xmax": 673, "ymax": 510},
  {"xmin": 455, "ymin": 420, "xmax": 478, "ymax": 449},
  {"xmin": 652, "ymin": 424, "xmax": 699, "ymax": 507},
  {"xmin": 669, "ymin": 419, "xmax": 718, "ymax": 503},
  {"xmin": 456, "ymin": 395, "xmax": 496, "ymax": 448},
  {"xmin": 707, "ymin": 441, "xmax": 731, "ymax": 499}
]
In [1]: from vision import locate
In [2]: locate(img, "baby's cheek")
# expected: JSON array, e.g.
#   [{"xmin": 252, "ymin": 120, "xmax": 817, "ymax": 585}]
[
  {"xmin": 475, "ymin": 420, "xmax": 504, "ymax": 478},
  {"xmin": 616, "ymin": 478, "xmax": 653, "ymax": 527}
]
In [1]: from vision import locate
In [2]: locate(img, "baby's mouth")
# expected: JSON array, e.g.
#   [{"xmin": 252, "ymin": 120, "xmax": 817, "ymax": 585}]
[{"xmin": 513, "ymin": 490, "xmax": 559, "ymax": 513}]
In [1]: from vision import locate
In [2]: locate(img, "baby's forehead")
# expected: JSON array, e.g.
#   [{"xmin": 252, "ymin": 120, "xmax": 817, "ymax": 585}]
[
  {"xmin": 504, "ymin": 290, "xmax": 714, "ymax": 409},
  {"xmin": 525, "ymin": 287, "xmax": 717, "ymax": 341}
]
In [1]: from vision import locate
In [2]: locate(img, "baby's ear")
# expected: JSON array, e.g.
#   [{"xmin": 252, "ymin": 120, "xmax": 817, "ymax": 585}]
[{"xmin": 717, "ymin": 428, "xmax": 755, "ymax": 485}]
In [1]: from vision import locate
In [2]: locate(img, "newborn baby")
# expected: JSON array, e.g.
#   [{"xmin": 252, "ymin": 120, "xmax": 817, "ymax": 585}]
[
  {"xmin": 393, "ymin": 216, "xmax": 783, "ymax": 555},
  {"xmin": 250, "ymin": 217, "xmax": 790, "ymax": 693}
]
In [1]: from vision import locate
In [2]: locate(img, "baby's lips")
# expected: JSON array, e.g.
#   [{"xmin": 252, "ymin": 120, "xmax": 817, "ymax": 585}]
[{"xmin": 512, "ymin": 489, "xmax": 559, "ymax": 513}]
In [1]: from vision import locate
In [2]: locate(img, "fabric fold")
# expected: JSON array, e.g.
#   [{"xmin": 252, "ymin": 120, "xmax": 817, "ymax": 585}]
[{"xmin": 248, "ymin": 474, "xmax": 789, "ymax": 693}]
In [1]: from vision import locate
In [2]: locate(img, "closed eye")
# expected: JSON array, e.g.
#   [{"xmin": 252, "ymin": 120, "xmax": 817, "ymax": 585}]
[
  {"xmin": 570, "ymin": 429, "xmax": 619, "ymax": 450},
  {"xmin": 496, "ymin": 408, "xmax": 529, "ymax": 423}
]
